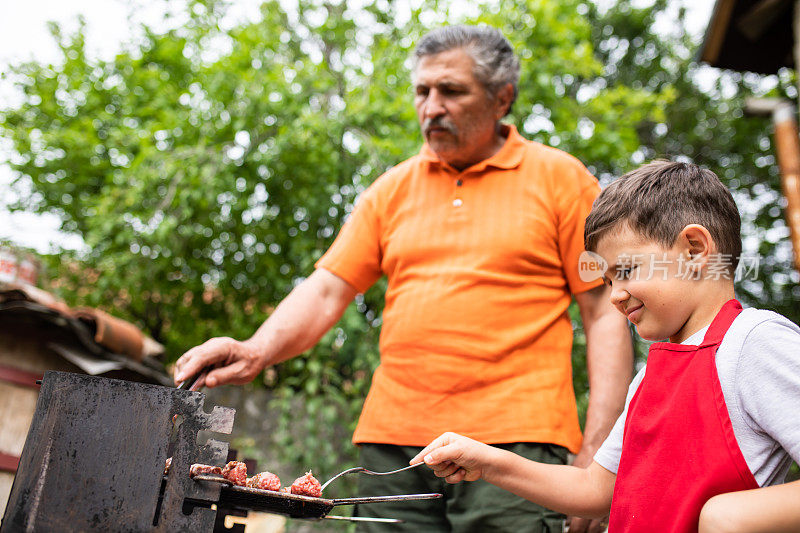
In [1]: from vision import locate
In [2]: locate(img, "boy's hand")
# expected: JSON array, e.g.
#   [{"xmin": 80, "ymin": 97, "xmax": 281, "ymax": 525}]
[{"xmin": 411, "ymin": 432, "xmax": 496, "ymax": 483}]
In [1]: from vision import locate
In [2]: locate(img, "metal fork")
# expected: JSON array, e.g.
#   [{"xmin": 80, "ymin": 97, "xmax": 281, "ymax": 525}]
[{"xmin": 320, "ymin": 462, "xmax": 425, "ymax": 492}]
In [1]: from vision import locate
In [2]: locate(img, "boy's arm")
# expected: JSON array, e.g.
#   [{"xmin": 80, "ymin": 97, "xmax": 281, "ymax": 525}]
[
  {"xmin": 412, "ymin": 432, "xmax": 616, "ymax": 518},
  {"xmin": 699, "ymin": 480, "xmax": 800, "ymax": 533}
]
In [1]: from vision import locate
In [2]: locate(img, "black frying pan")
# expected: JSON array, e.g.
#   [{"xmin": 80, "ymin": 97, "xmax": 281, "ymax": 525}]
[{"xmin": 194, "ymin": 474, "xmax": 442, "ymax": 520}]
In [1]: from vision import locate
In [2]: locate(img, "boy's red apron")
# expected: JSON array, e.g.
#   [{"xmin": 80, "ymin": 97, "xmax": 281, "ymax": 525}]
[{"xmin": 608, "ymin": 299, "xmax": 758, "ymax": 532}]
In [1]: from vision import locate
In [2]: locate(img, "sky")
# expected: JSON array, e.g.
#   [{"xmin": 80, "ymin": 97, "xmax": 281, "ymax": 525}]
[{"xmin": 0, "ymin": 0, "xmax": 717, "ymax": 253}]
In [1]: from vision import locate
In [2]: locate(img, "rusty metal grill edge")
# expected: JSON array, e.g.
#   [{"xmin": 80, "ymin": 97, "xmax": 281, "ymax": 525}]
[{"xmin": 1, "ymin": 371, "xmax": 234, "ymax": 532}]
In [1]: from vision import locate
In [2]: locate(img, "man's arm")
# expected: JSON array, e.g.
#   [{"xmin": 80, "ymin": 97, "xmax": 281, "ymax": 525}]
[
  {"xmin": 174, "ymin": 268, "xmax": 357, "ymax": 387},
  {"xmin": 699, "ymin": 480, "xmax": 800, "ymax": 533},
  {"xmin": 573, "ymin": 284, "xmax": 633, "ymax": 464}
]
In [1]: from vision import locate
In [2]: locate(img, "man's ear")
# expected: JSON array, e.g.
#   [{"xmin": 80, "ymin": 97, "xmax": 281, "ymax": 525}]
[
  {"xmin": 495, "ymin": 83, "xmax": 514, "ymax": 119},
  {"xmin": 678, "ymin": 224, "xmax": 715, "ymax": 268}
]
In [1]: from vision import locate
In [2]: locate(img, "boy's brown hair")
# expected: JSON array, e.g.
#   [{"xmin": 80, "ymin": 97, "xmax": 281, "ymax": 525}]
[{"xmin": 584, "ymin": 161, "xmax": 742, "ymax": 273}]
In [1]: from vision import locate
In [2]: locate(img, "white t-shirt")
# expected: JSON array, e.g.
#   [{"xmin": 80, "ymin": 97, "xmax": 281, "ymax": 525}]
[{"xmin": 594, "ymin": 307, "xmax": 800, "ymax": 486}]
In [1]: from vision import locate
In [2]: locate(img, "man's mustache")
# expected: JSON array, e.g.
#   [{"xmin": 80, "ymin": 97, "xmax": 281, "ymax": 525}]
[{"xmin": 423, "ymin": 117, "xmax": 458, "ymax": 136}]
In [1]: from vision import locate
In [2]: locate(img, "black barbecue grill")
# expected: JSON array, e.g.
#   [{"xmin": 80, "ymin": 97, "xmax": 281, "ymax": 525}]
[{"xmin": 0, "ymin": 371, "xmax": 441, "ymax": 532}]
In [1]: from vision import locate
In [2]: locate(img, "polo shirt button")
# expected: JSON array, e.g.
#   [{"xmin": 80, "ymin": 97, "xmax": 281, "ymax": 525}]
[
  {"xmin": 453, "ymin": 199, "xmax": 463, "ymax": 207},
  {"xmin": 456, "ymin": 179, "xmax": 463, "ymax": 186}
]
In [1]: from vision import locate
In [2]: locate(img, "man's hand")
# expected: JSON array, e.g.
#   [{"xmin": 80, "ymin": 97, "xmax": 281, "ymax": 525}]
[
  {"xmin": 174, "ymin": 337, "xmax": 265, "ymax": 388},
  {"xmin": 411, "ymin": 432, "xmax": 498, "ymax": 483}
]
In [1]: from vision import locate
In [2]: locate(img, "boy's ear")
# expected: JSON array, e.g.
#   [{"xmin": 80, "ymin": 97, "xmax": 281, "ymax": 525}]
[{"xmin": 678, "ymin": 224, "xmax": 715, "ymax": 267}]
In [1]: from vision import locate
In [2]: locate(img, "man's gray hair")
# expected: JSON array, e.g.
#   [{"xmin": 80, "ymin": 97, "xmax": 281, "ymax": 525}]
[{"xmin": 412, "ymin": 25, "xmax": 521, "ymax": 116}]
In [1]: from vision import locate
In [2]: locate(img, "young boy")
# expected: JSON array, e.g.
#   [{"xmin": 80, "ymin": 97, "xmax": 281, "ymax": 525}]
[{"xmin": 412, "ymin": 161, "xmax": 800, "ymax": 533}]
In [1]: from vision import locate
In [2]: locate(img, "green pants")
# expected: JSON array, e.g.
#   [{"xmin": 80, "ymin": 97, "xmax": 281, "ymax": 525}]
[{"xmin": 352, "ymin": 442, "xmax": 567, "ymax": 532}]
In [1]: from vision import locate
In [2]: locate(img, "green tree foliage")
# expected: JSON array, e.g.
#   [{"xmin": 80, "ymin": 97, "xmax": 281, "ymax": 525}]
[{"xmin": 2, "ymin": 0, "xmax": 796, "ymax": 501}]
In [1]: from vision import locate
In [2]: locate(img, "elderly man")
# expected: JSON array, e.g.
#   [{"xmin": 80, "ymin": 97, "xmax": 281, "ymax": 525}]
[{"xmin": 176, "ymin": 25, "xmax": 632, "ymax": 532}]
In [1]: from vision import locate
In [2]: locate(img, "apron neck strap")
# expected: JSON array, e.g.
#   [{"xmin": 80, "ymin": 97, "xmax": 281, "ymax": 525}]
[{"xmin": 701, "ymin": 299, "xmax": 743, "ymax": 345}]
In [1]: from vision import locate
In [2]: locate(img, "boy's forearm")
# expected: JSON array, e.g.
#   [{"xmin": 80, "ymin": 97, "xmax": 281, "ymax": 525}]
[
  {"xmin": 699, "ymin": 480, "xmax": 800, "ymax": 533},
  {"xmin": 483, "ymin": 450, "xmax": 614, "ymax": 518}
]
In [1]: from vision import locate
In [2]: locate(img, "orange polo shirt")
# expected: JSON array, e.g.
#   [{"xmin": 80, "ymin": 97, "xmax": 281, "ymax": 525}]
[{"xmin": 316, "ymin": 124, "xmax": 601, "ymax": 453}]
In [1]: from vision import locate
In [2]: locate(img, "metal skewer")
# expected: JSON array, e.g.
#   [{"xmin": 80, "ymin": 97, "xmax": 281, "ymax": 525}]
[{"xmin": 320, "ymin": 461, "xmax": 426, "ymax": 492}]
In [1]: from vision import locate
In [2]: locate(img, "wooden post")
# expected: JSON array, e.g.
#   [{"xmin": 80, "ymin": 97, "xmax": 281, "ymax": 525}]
[
  {"xmin": 772, "ymin": 107, "xmax": 800, "ymax": 273},
  {"xmin": 785, "ymin": 0, "xmax": 800, "ymax": 274},
  {"xmin": 745, "ymin": 97, "xmax": 800, "ymax": 274}
]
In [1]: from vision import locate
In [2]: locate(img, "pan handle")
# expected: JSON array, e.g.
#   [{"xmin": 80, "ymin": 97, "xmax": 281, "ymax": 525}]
[
  {"xmin": 323, "ymin": 515, "xmax": 403, "ymax": 523},
  {"xmin": 331, "ymin": 493, "xmax": 442, "ymax": 506}
]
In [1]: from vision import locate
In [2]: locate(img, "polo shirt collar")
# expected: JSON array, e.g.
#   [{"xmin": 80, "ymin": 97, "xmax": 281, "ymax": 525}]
[{"xmin": 419, "ymin": 123, "xmax": 526, "ymax": 173}]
